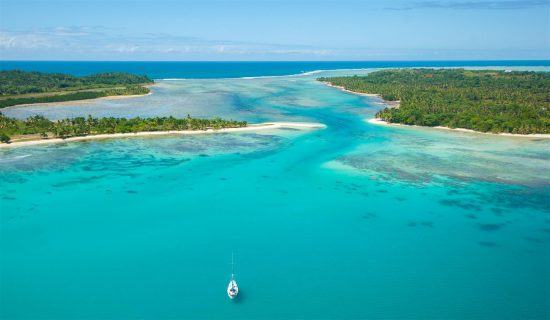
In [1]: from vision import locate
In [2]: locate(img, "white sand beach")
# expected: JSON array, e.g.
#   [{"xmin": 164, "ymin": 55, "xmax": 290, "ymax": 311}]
[
  {"xmin": 320, "ymin": 81, "xmax": 380, "ymax": 98},
  {"xmin": 12, "ymin": 91, "xmax": 154, "ymax": 108},
  {"xmin": 0, "ymin": 122, "xmax": 326, "ymax": 149},
  {"xmin": 367, "ymin": 118, "xmax": 550, "ymax": 139},
  {"xmin": 320, "ymin": 81, "xmax": 400, "ymax": 107}
]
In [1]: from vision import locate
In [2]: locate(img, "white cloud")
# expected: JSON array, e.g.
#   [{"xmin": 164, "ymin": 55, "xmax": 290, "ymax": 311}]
[
  {"xmin": 1, "ymin": 26, "xmax": 548, "ymax": 60},
  {"xmin": 0, "ymin": 26, "xmax": 345, "ymax": 59}
]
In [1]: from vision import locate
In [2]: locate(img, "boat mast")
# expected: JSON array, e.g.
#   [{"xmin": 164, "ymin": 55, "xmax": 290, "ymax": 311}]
[{"xmin": 231, "ymin": 252, "xmax": 235, "ymax": 279}]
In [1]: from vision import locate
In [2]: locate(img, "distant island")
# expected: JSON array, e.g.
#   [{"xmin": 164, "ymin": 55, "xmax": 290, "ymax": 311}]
[
  {"xmin": 0, "ymin": 70, "xmax": 154, "ymax": 108},
  {"xmin": 319, "ymin": 69, "xmax": 550, "ymax": 134}
]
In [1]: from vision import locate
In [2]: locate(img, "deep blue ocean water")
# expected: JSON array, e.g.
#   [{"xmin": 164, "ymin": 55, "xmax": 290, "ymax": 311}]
[
  {"xmin": 1, "ymin": 62, "xmax": 549, "ymax": 319},
  {"xmin": 1, "ymin": 60, "xmax": 549, "ymax": 78}
]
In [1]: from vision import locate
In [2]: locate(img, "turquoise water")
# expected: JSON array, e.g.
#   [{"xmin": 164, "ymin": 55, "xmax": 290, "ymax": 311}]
[{"xmin": 1, "ymin": 67, "xmax": 549, "ymax": 319}]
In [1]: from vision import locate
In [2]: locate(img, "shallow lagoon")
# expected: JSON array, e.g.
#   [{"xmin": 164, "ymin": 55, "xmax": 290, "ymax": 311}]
[{"xmin": 1, "ymin": 68, "xmax": 549, "ymax": 319}]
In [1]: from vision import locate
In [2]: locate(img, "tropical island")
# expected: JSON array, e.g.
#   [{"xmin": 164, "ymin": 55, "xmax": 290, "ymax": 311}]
[
  {"xmin": 0, "ymin": 113, "xmax": 246, "ymax": 144},
  {"xmin": 319, "ymin": 69, "xmax": 550, "ymax": 134},
  {"xmin": 0, "ymin": 70, "xmax": 327, "ymax": 147},
  {"xmin": 0, "ymin": 70, "xmax": 154, "ymax": 108},
  {"xmin": 0, "ymin": 113, "xmax": 325, "ymax": 147}
]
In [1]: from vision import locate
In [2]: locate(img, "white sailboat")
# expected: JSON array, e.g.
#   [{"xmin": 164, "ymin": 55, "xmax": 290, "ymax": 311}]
[{"xmin": 227, "ymin": 253, "xmax": 239, "ymax": 299}]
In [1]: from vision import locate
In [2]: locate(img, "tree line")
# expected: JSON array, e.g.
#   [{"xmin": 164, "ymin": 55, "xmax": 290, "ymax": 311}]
[
  {"xmin": 0, "ymin": 113, "xmax": 247, "ymax": 143},
  {"xmin": 0, "ymin": 70, "xmax": 154, "ymax": 108},
  {"xmin": 0, "ymin": 70, "xmax": 153, "ymax": 95},
  {"xmin": 0, "ymin": 86, "xmax": 149, "ymax": 108},
  {"xmin": 319, "ymin": 69, "xmax": 550, "ymax": 134}
]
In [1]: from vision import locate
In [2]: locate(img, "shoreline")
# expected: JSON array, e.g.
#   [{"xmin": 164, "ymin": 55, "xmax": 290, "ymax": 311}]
[
  {"xmin": 321, "ymin": 81, "xmax": 547, "ymax": 139},
  {"xmin": 0, "ymin": 122, "xmax": 326, "ymax": 149},
  {"xmin": 367, "ymin": 118, "xmax": 550, "ymax": 139},
  {"xmin": 2, "ymin": 84, "xmax": 155, "ymax": 108},
  {"xmin": 320, "ymin": 81, "xmax": 400, "ymax": 108}
]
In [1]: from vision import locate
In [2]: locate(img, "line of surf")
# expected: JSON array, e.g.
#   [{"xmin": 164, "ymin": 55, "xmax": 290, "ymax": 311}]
[
  {"xmin": 154, "ymin": 65, "xmax": 549, "ymax": 81},
  {"xmin": 154, "ymin": 69, "xmax": 365, "ymax": 81}
]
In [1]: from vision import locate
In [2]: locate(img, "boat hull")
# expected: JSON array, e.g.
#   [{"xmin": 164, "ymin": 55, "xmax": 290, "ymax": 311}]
[{"xmin": 227, "ymin": 279, "xmax": 239, "ymax": 299}]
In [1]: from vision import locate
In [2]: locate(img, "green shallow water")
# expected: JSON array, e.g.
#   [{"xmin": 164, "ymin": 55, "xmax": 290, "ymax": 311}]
[{"xmin": 1, "ymin": 70, "xmax": 549, "ymax": 319}]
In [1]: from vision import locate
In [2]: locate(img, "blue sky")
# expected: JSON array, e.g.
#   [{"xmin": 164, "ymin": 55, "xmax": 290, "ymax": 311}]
[{"xmin": 0, "ymin": 0, "xmax": 548, "ymax": 60}]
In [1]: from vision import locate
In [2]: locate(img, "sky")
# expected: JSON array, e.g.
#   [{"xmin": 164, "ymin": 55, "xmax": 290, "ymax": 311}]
[{"xmin": 0, "ymin": 0, "xmax": 549, "ymax": 61}]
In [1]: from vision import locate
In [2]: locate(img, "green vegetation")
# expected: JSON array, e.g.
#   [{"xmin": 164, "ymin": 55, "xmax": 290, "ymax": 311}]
[
  {"xmin": 319, "ymin": 69, "xmax": 550, "ymax": 134},
  {"xmin": 0, "ymin": 70, "xmax": 249, "ymax": 144},
  {"xmin": 0, "ymin": 70, "xmax": 153, "ymax": 108},
  {"xmin": 0, "ymin": 70, "xmax": 153, "ymax": 95},
  {"xmin": 0, "ymin": 113, "xmax": 247, "ymax": 143},
  {"xmin": 0, "ymin": 132, "xmax": 9, "ymax": 143},
  {"xmin": 0, "ymin": 86, "xmax": 150, "ymax": 108}
]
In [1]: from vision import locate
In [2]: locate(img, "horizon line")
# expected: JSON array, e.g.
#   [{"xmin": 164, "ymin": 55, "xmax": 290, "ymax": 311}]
[{"xmin": 2, "ymin": 59, "xmax": 550, "ymax": 63}]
